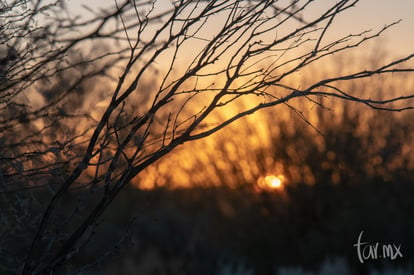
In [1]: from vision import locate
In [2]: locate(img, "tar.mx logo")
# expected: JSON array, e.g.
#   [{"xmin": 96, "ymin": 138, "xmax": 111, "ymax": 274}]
[{"xmin": 353, "ymin": 231, "xmax": 403, "ymax": 263}]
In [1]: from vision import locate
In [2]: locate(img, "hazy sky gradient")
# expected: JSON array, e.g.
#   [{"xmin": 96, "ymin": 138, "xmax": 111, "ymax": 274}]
[
  {"xmin": 71, "ymin": 0, "xmax": 413, "ymax": 55},
  {"xmin": 323, "ymin": 0, "xmax": 414, "ymax": 55}
]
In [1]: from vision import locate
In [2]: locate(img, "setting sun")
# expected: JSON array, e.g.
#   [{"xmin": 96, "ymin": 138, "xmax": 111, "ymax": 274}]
[
  {"xmin": 266, "ymin": 175, "xmax": 283, "ymax": 188},
  {"xmin": 257, "ymin": 174, "xmax": 285, "ymax": 190}
]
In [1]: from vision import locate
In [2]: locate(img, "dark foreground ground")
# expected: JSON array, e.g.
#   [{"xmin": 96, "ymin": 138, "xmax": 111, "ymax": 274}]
[{"xmin": 68, "ymin": 177, "xmax": 414, "ymax": 275}]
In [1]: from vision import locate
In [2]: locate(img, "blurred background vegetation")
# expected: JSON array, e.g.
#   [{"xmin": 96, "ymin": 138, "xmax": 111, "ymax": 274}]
[
  {"xmin": 73, "ymin": 96, "xmax": 414, "ymax": 274},
  {"xmin": 2, "ymin": 51, "xmax": 414, "ymax": 274}
]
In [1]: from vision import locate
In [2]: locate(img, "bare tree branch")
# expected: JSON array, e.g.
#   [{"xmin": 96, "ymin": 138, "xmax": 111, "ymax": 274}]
[{"xmin": 0, "ymin": 0, "xmax": 413, "ymax": 273}]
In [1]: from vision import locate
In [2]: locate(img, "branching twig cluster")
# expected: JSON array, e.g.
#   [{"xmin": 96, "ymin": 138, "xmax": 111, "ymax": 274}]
[{"xmin": 0, "ymin": 0, "xmax": 413, "ymax": 273}]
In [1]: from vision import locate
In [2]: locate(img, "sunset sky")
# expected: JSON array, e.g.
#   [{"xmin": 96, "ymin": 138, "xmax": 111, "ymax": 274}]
[
  {"xmin": 70, "ymin": 0, "xmax": 414, "ymax": 56},
  {"xmin": 322, "ymin": 0, "xmax": 414, "ymax": 56},
  {"xmin": 60, "ymin": 0, "xmax": 414, "ymax": 189}
]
